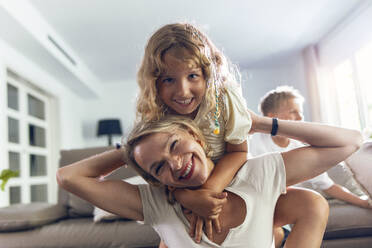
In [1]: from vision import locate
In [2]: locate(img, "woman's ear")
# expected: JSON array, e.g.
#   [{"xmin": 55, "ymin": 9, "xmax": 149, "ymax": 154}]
[
  {"xmin": 167, "ymin": 186, "xmax": 176, "ymax": 192},
  {"xmin": 188, "ymin": 130, "xmax": 204, "ymax": 147}
]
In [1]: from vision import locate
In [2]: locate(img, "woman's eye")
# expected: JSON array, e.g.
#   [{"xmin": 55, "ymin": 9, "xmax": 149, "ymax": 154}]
[
  {"xmin": 155, "ymin": 161, "xmax": 165, "ymax": 175},
  {"xmin": 170, "ymin": 139, "xmax": 178, "ymax": 151}
]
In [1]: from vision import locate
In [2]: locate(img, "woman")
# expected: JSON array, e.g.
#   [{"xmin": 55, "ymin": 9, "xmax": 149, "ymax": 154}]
[{"xmin": 57, "ymin": 112, "xmax": 362, "ymax": 248}]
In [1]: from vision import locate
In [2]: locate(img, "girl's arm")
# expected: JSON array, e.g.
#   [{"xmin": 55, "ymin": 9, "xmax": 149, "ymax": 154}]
[
  {"xmin": 174, "ymin": 143, "xmax": 248, "ymax": 242},
  {"xmin": 251, "ymin": 113, "xmax": 363, "ymax": 186},
  {"xmin": 174, "ymin": 143, "xmax": 247, "ymax": 217},
  {"xmin": 56, "ymin": 149, "xmax": 144, "ymax": 221}
]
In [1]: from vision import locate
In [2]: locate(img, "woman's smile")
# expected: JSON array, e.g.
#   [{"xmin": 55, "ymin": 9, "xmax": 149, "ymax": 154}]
[{"xmin": 133, "ymin": 130, "xmax": 211, "ymax": 188}]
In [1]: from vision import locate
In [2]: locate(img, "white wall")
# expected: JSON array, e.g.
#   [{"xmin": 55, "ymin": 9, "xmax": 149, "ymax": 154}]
[
  {"xmin": 0, "ymin": 38, "xmax": 86, "ymax": 150},
  {"xmin": 81, "ymin": 81, "xmax": 138, "ymax": 147},
  {"xmin": 318, "ymin": 2, "xmax": 372, "ymax": 67},
  {"xmin": 241, "ymin": 51, "xmax": 310, "ymax": 120}
]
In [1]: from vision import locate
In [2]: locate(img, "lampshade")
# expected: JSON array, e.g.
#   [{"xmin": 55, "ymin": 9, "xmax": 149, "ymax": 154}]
[{"xmin": 97, "ymin": 119, "xmax": 122, "ymax": 136}]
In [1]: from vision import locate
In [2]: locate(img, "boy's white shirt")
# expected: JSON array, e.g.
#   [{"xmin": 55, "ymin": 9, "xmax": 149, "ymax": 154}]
[{"xmin": 249, "ymin": 133, "xmax": 334, "ymax": 190}]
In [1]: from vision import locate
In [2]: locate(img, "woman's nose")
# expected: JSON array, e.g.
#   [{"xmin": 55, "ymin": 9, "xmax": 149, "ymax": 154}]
[{"xmin": 167, "ymin": 156, "xmax": 182, "ymax": 171}]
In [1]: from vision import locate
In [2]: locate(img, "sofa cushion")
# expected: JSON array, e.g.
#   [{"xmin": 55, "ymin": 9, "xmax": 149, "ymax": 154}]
[
  {"xmin": 0, "ymin": 218, "xmax": 160, "ymax": 248},
  {"xmin": 0, "ymin": 203, "xmax": 67, "ymax": 232},
  {"xmin": 345, "ymin": 141, "xmax": 372, "ymax": 206},
  {"xmin": 59, "ymin": 147, "xmax": 139, "ymax": 217},
  {"xmin": 324, "ymin": 201, "xmax": 372, "ymax": 239}
]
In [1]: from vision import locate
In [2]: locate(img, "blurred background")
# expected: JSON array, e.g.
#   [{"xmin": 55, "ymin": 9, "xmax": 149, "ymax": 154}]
[{"xmin": 1, "ymin": 0, "xmax": 372, "ymax": 207}]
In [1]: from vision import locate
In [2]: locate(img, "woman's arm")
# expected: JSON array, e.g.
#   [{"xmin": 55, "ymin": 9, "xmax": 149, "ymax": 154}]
[
  {"xmin": 251, "ymin": 113, "xmax": 363, "ymax": 186},
  {"xmin": 56, "ymin": 149, "xmax": 144, "ymax": 221}
]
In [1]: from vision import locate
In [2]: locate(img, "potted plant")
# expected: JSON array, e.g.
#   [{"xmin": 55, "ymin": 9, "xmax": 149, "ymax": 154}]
[{"xmin": 0, "ymin": 169, "xmax": 19, "ymax": 191}]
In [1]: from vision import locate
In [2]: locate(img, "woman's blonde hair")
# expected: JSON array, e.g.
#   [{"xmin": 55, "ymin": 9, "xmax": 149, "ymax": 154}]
[
  {"xmin": 136, "ymin": 22, "xmax": 240, "ymax": 121},
  {"xmin": 123, "ymin": 115, "xmax": 211, "ymax": 187}
]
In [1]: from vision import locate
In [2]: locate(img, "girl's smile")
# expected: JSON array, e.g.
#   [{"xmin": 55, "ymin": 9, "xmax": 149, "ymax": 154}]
[
  {"xmin": 157, "ymin": 48, "xmax": 207, "ymax": 118},
  {"xmin": 133, "ymin": 129, "xmax": 212, "ymax": 188}
]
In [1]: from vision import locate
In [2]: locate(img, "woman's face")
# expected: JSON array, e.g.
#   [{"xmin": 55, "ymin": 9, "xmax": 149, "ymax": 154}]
[{"xmin": 133, "ymin": 129, "xmax": 212, "ymax": 188}]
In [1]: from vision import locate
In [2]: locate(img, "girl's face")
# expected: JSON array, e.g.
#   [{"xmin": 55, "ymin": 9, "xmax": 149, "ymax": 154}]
[
  {"xmin": 157, "ymin": 48, "xmax": 207, "ymax": 118},
  {"xmin": 133, "ymin": 129, "xmax": 212, "ymax": 188}
]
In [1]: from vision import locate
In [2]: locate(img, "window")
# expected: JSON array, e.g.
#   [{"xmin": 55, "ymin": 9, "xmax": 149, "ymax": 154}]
[
  {"xmin": 0, "ymin": 70, "xmax": 56, "ymax": 207},
  {"xmin": 328, "ymin": 42, "xmax": 372, "ymax": 133},
  {"xmin": 355, "ymin": 43, "xmax": 372, "ymax": 128}
]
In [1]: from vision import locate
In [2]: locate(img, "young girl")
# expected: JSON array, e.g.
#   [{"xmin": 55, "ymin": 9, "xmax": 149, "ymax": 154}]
[
  {"xmin": 57, "ymin": 114, "xmax": 362, "ymax": 247},
  {"xmin": 136, "ymin": 23, "xmax": 325, "ymax": 246}
]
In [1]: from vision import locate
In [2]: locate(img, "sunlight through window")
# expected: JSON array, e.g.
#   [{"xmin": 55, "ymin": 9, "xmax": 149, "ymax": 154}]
[
  {"xmin": 356, "ymin": 43, "xmax": 372, "ymax": 128},
  {"xmin": 333, "ymin": 60, "xmax": 361, "ymax": 130}
]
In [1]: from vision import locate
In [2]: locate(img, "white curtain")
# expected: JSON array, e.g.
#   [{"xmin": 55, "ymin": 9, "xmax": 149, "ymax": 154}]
[{"xmin": 302, "ymin": 45, "xmax": 323, "ymax": 122}]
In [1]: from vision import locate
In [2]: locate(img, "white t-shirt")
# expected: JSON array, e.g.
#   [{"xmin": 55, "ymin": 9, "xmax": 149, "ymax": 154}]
[
  {"xmin": 249, "ymin": 133, "xmax": 334, "ymax": 190},
  {"xmin": 138, "ymin": 153, "xmax": 286, "ymax": 248},
  {"xmin": 194, "ymin": 83, "xmax": 252, "ymax": 161}
]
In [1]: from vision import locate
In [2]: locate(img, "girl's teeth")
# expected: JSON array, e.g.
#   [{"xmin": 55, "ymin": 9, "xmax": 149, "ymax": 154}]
[{"xmin": 176, "ymin": 99, "xmax": 192, "ymax": 104}]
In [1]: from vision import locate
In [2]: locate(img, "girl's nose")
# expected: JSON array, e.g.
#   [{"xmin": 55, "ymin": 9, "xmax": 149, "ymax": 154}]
[{"xmin": 176, "ymin": 80, "xmax": 191, "ymax": 96}]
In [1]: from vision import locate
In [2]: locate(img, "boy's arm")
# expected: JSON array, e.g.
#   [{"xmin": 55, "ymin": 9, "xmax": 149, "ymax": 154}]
[{"xmin": 324, "ymin": 184, "xmax": 372, "ymax": 209}]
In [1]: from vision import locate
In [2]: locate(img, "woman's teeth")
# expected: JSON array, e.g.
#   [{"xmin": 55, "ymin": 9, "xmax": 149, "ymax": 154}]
[{"xmin": 180, "ymin": 161, "xmax": 193, "ymax": 179}]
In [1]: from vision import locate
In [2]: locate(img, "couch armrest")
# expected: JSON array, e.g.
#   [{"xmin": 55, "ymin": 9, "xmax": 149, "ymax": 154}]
[{"xmin": 0, "ymin": 202, "xmax": 67, "ymax": 232}]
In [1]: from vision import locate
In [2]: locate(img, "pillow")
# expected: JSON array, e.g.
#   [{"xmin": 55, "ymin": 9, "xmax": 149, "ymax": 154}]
[
  {"xmin": 345, "ymin": 141, "xmax": 372, "ymax": 206},
  {"xmin": 0, "ymin": 203, "xmax": 67, "ymax": 232},
  {"xmin": 93, "ymin": 176, "xmax": 148, "ymax": 223},
  {"xmin": 295, "ymin": 162, "xmax": 366, "ymax": 200}
]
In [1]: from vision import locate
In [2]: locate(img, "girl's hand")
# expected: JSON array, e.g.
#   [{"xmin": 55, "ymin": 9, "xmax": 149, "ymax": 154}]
[
  {"xmin": 175, "ymin": 188, "xmax": 227, "ymax": 218},
  {"xmin": 188, "ymin": 213, "xmax": 221, "ymax": 243}
]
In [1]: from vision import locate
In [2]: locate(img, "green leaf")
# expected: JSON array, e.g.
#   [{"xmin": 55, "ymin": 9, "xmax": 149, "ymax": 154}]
[{"xmin": 0, "ymin": 169, "xmax": 19, "ymax": 191}]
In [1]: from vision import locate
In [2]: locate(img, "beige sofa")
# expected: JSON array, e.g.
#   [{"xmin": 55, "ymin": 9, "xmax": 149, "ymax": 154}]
[
  {"xmin": 0, "ymin": 147, "xmax": 160, "ymax": 248},
  {"xmin": 1, "ymin": 144, "xmax": 372, "ymax": 248}
]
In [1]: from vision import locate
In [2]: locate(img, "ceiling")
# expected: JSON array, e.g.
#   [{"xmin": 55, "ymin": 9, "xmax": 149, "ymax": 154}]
[{"xmin": 0, "ymin": 0, "xmax": 367, "ymax": 98}]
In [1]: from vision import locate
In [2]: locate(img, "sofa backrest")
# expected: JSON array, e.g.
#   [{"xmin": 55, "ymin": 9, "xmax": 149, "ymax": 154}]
[
  {"xmin": 345, "ymin": 141, "xmax": 372, "ymax": 202},
  {"xmin": 58, "ymin": 146, "xmax": 139, "ymax": 217}
]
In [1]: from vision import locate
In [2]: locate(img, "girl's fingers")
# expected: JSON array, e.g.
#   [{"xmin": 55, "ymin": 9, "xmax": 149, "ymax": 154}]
[
  {"xmin": 205, "ymin": 220, "xmax": 213, "ymax": 241},
  {"xmin": 213, "ymin": 218, "xmax": 222, "ymax": 233},
  {"xmin": 195, "ymin": 216, "xmax": 204, "ymax": 243},
  {"xmin": 189, "ymin": 214, "xmax": 197, "ymax": 238}
]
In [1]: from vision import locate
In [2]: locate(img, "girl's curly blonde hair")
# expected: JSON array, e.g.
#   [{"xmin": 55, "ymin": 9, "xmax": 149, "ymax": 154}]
[{"xmin": 136, "ymin": 22, "xmax": 240, "ymax": 121}]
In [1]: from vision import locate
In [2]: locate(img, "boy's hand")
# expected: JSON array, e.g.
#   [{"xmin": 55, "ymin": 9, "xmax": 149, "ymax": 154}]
[{"xmin": 175, "ymin": 188, "xmax": 227, "ymax": 218}]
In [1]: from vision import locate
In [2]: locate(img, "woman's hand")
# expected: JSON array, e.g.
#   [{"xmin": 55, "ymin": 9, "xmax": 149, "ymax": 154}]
[{"xmin": 246, "ymin": 108, "xmax": 260, "ymax": 134}]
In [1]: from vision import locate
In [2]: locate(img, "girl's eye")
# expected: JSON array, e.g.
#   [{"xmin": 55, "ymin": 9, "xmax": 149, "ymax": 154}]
[
  {"xmin": 162, "ymin": 77, "xmax": 174, "ymax": 83},
  {"xmin": 189, "ymin": 74, "xmax": 199, "ymax": 79}
]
